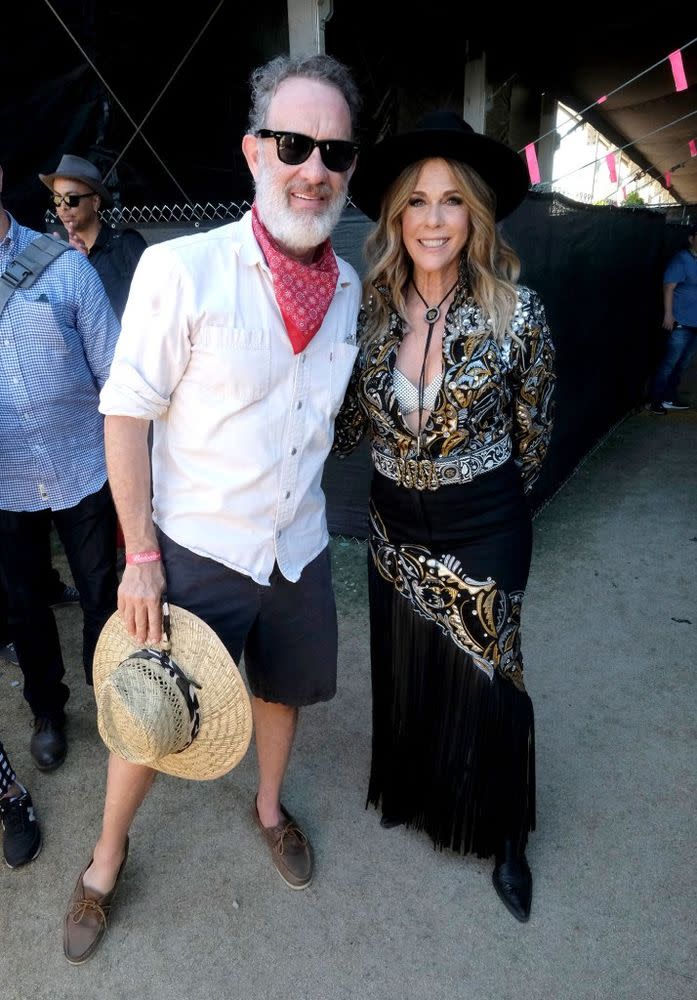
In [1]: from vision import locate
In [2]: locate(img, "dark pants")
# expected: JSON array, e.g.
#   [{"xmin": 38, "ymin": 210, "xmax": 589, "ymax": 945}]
[
  {"xmin": 158, "ymin": 531, "xmax": 338, "ymax": 706},
  {"xmin": 0, "ymin": 584, "xmax": 9, "ymax": 646},
  {"xmin": 649, "ymin": 324, "xmax": 697, "ymax": 403},
  {"xmin": 0, "ymin": 483, "xmax": 118, "ymax": 722},
  {"xmin": 1, "ymin": 569, "xmax": 69, "ymax": 646}
]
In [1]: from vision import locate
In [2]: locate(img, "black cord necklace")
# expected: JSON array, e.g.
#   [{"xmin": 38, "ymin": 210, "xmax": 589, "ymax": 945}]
[{"xmin": 410, "ymin": 277, "xmax": 458, "ymax": 453}]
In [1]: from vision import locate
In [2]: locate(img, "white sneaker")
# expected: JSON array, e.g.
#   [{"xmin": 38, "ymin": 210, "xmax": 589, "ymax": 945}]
[{"xmin": 661, "ymin": 400, "xmax": 690, "ymax": 410}]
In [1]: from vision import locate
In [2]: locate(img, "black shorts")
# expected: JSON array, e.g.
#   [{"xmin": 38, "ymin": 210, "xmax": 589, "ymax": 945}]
[{"xmin": 157, "ymin": 531, "xmax": 338, "ymax": 707}]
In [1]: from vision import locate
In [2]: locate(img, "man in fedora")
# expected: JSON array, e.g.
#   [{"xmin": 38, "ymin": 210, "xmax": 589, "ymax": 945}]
[
  {"xmin": 0, "ymin": 162, "xmax": 120, "ymax": 770},
  {"xmin": 63, "ymin": 52, "xmax": 362, "ymax": 963},
  {"xmin": 0, "ymin": 156, "xmax": 132, "ymax": 684},
  {"xmin": 40, "ymin": 154, "xmax": 146, "ymax": 320}
]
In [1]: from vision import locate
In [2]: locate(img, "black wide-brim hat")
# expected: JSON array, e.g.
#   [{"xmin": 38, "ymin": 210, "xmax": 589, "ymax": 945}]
[{"xmin": 351, "ymin": 110, "xmax": 529, "ymax": 222}]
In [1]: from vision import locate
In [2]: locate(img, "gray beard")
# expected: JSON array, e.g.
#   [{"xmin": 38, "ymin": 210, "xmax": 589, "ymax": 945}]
[{"xmin": 254, "ymin": 169, "xmax": 346, "ymax": 254}]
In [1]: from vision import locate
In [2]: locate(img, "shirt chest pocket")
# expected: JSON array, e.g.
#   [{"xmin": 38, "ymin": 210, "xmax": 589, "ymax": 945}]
[
  {"xmin": 15, "ymin": 302, "xmax": 71, "ymax": 356},
  {"xmin": 190, "ymin": 326, "xmax": 271, "ymax": 407}
]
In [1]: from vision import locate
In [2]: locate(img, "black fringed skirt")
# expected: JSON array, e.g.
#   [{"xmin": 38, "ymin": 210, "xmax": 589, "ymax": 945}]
[{"xmin": 367, "ymin": 459, "xmax": 535, "ymax": 858}]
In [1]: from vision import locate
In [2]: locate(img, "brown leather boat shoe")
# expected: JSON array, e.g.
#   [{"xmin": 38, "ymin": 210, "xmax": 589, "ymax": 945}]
[
  {"xmin": 253, "ymin": 799, "xmax": 313, "ymax": 890},
  {"xmin": 63, "ymin": 838, "xmax": 129, "ymax": 964}
]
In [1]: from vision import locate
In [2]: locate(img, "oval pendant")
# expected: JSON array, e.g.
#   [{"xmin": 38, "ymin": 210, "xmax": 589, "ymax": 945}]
[{"xmin": 424, "ymin": 306, "xmax": 440, "ymax": 323}]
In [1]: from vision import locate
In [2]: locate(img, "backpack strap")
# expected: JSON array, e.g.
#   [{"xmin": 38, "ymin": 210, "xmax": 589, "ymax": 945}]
[{"xmin": 0, "ymin": 234, "xmax": 71, "ymax": 318}]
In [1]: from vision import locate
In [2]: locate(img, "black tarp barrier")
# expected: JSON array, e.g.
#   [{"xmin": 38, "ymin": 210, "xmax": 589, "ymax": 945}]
[
  {"xmin": 321, "ymin": 193, "xmax": 688, "ymax": 538},
  {"xmin": 33, "ymin": 192, "xmax": 693, "ymax": 542},
  {"xmin": 3, "ymin": 1, "xmax": 290, "ymax": 230}
]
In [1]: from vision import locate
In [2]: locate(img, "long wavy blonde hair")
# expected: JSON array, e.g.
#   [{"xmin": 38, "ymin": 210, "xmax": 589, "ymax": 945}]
[{"xmin": 361, "ymin": 158, "xmax": 521, "ymax": 346}]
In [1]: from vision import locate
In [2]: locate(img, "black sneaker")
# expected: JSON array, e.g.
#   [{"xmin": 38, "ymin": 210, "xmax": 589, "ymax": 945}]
[
  {"xmin": 662, "ymin": 400, "xmax": 690, "ymax": 411},
  {"xmin": 648, "ymin": 402, "xmax": 667, "ymax": 414},
  {"xmin": 0, "ymin": 786, "xmax": 42, "ymax": 868},
  {"xmin": 49, "ymin": 583, "xmax": 80, "ymax": 608}
]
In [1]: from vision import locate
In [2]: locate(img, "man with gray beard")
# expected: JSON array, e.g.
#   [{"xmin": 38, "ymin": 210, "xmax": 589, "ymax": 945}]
[{"xmin": 63, "ymin": 53, "xmax": 362, "ymax": 964}]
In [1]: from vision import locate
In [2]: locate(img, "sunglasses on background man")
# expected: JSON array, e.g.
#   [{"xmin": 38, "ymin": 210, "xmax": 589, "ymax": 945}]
[{"xmin": 50, "ymin": 192, "xmax": 94, "ymax": 208}]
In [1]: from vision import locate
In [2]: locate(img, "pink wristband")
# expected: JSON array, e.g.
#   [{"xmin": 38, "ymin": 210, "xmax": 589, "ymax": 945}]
[{"xmin": 125, "ymin": 550, "xmax": 161, "ymax": 565}]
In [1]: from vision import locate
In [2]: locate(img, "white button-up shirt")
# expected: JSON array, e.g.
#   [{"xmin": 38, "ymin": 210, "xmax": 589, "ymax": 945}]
[{"xmin": 99, "ymin": 211, "xmax": 361, "ymax": 584}]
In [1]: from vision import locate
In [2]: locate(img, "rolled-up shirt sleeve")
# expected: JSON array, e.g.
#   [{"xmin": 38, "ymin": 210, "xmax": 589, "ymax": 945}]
[{"xmin": 99, "ymin": 244, "xmax": 193, "ymax": 419}]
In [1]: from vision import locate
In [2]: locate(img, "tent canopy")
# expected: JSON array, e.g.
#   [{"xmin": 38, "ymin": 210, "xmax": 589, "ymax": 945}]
[
  {"xmin": 4, "ymin": 5, "xmax": 695, "ymax": 225},
  {"xmin": 478, "ymin": 21, "xmax": 697, "ymax": 204}
]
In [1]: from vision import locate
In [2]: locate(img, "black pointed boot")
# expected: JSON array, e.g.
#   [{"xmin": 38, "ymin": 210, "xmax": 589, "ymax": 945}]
[{"xmin": 492, "ymin": 839, "xmax": 532, "ymax": 922}]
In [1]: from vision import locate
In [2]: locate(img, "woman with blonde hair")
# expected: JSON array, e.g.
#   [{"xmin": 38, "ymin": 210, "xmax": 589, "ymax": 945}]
[{"xmin": 335, "ymin": 111, "xmax": 555, "ymax": 921}]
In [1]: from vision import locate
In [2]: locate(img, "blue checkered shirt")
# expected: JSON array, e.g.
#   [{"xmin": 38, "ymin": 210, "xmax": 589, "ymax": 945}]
[{"xmin": 0, "ymin": 215, "xmax": 120, "ymax": 511}]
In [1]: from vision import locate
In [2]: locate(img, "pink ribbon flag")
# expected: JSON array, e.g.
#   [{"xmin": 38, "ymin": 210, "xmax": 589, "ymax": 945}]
[
  {"xmin": 524, "ymin": 143, "xmax": 541, "ymax": 184},
  {"xmin": 689, "ymin": 139, "xmax": 697, "ymax": 158},
  {"xmin": 606, "ymin": 152, "xmax": 618, "ymax": 184},
  {"xmin": 669, "ymin": 50, "xmax": 688, "ymax": 92},
  {"xmin": 664, "ymin": 171, "xmax": 672, "ymax": 188}
]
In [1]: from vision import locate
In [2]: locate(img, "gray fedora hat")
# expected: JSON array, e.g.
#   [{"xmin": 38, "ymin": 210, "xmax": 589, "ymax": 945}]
[{"xmin": 39, "ymin": 154, "xmax": 113, "ymax": 206}]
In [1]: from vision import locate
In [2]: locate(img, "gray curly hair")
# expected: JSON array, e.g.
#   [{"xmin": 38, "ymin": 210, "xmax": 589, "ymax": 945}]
[{"xmin": 248, "ymin": 53, "xmax": 361, "ymax": 136}]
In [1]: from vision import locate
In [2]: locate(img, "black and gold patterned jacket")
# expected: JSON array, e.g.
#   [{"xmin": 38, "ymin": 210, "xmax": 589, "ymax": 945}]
[{"xmin": 333, "ymin": 281, "xmax": 555, "ymax": 493}]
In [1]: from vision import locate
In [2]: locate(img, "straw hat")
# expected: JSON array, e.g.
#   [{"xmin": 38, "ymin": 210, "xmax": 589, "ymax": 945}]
[{"xmin": 93, "ymin": 603, "xmax": 253, "ymax": 780}]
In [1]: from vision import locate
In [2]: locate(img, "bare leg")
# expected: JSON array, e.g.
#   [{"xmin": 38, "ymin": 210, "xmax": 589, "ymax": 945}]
[
  {"xmin": 83, "ymin": 754, "xmax": 156, "ymax": 893},
  {"xmin": 252, "ymin": 696, "xmax": 298, "ymax": 828}
]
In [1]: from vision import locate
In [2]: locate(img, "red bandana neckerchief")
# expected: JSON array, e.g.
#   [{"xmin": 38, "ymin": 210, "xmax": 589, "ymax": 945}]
[{"xmin": 251, "ymin": 202, "xmax": 339, "ymax": 355}]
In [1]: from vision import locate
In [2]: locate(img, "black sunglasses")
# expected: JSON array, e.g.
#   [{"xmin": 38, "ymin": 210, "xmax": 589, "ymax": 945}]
[
  {"xmin": 50, "ymin": 192, "xmax": 94, "ymax": 208},
  {"xmin": 256, "ymin": 130, "xmax": 358, "ymax": 173}
]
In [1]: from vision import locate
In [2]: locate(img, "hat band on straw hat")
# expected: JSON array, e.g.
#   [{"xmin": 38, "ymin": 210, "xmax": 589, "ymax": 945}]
[
  {"xmin": 128, "ymin": 648, "xmax": 202, "ymax": 750},
  {"xmin": 100, "ymin": 648, "xmax": 202, "ymax": 766},
  {"xmin": 94, "ymin": 601, "xmax": 254, "ymax": 780},
  {"xmin": 119, "ymin": 598, "xmax": 202, "ymax": 755}
]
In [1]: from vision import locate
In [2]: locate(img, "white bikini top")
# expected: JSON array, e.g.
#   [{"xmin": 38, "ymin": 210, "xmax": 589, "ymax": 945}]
[{"xmin": 393, "ymin": 366, "xmax": 443, "ymax": 415}]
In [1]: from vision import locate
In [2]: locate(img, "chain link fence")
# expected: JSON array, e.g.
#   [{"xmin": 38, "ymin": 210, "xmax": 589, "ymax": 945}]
[{"xmin": 44, "ymin": 195, "xmax": 363, "ymax": 229}]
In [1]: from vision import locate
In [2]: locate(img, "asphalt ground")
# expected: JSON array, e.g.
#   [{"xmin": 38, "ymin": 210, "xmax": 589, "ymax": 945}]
[{"xmin": 1, "ymin": 398, "xmax": 695, "ymax": 1000}]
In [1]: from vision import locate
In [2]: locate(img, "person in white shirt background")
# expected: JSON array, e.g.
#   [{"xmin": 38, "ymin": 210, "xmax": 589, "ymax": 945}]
[{"xmin": 63, "ymin": 52, "xmax": 362, "ymax": 964}]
